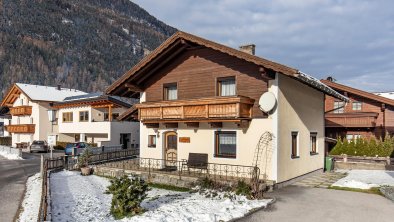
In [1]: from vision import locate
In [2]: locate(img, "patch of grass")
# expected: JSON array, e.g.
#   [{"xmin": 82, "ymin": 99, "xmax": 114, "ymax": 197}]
[
  {"xmin": 328, "ymin": 186, "xmax": 383, "ymax": 196},
  {"xmin": 148, "ymin": 183, "xmax": 191, "ymax": 192}
]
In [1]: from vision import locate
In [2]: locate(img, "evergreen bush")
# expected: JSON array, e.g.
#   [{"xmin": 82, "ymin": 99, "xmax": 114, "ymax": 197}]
[
  {"xmin": 330, "ymin": 134, "xmax": 394, "ymax": 157},
  {"xmin": 106, "ymin": 175, "xmax": 149, "ymax": 219}
]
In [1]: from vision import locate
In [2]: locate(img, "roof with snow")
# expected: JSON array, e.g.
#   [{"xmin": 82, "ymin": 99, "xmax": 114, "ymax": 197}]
[
  {"xmin": 0, "ymin": 83, "xmax": 87, "ymax": 106},
  {"xmin": 374, "ymin": 92, "xmax": 394, "ymax": 100},
  {"xmin": 54, "ymin": 92, "xmax": 134, "ymax": 108}
]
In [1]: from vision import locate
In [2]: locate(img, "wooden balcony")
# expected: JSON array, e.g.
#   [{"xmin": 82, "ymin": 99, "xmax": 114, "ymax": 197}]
[
  {"xmin": 9, "ymin": 106, "xmax": 32, "ymax": 116},
  {"xmin": 325, "ymin": 112, "xmax": 378, "ymax": 128},
  {"xmin": 135, "ymin": 96, "xmax": 255, "ymax": 122},
  {"xmin": 5, "ymin": 124, "xmax": 35, "ymax": 133}
]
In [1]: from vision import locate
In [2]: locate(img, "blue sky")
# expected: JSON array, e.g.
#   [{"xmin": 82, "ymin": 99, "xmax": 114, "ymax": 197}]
[{"xmin": 133, "ymin": 0, "xmax": 394, "ymax": 92}]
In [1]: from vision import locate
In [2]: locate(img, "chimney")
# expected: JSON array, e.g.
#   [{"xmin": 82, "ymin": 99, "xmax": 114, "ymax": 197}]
[
  {"xmin": 239, "ymin": 44, "xmax": 255, "ymax": 55},
  {"xmin": 57, "ymin": 84, "xmax": 61, "ymax": 90}
]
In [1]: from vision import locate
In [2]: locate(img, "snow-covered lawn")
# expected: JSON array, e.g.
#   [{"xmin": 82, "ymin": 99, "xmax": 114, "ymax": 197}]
[
  {"xmin": 0, "ymin": 150, "xmax": 23, "ymax": 160},
  {"xmin": 51, "ymin": 171, "xmax": 271, "ymax": 222},
  {"xmin": 18, "ymin": 173, "xmax": 42, "ymax": 222},
  {"xmin": 332, "ymin": 170, "xmax": 394, "ymax": 189}
]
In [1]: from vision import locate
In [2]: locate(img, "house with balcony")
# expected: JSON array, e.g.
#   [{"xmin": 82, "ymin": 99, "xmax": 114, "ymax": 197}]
[
  {"xmin": 321, "ymin": 79, "xmax": 394, "ymax": 140},
  {"xmin": 53, "ymin": 93, "xmax": 139, "ymax": 148},
  {"xmin": 0, "ymin": 83, "xmax": 87, "ymax": 148},
  {"xmin": 106, "ymin": 31, "xmax": 347, "ymax": 185}
]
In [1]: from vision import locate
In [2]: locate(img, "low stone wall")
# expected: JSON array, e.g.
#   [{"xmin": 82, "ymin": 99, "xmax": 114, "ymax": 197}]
[
  {"xmin": 0, "ymin": 145, "xmax": 22, "ymax": 157},
  {"xmin": 334, "ymin": 161, "xmax": 388, "ymax": 170},
  {"xmin": 93, "ymin": 166, "xmax": 199, "ymax": 188}
]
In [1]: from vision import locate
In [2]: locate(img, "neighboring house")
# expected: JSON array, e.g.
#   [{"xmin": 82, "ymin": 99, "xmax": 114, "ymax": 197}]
[
  {"xmin": 0, "ymin": 106, "xmax": 11, "ymax": 137},
  {"xmin": 321, "ymin": 79, "xmax": 394, "ymax": 140},
  {"xmin": 106, "ymin": 31, "xmax": 346, "ymax": 184},
  {"xmin": 53, "ymin": 93, "xmax": 139, "ymax": 148},
  {"xmin": 0, "ymin": 83, "xmax": 87, "ymax": 148}
]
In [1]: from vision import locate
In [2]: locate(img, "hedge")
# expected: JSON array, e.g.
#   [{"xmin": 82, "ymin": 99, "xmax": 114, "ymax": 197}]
[
  {"xmin": 330, "ymin": 134, "xmax": 394, "ymax": 157},
  {"xmin": 0, "ymin": 137, "xmax": 11, "ymax": 146},
  {"xmin": 54, "ymin": 141, "xmax": 98, "ymax": 150}
]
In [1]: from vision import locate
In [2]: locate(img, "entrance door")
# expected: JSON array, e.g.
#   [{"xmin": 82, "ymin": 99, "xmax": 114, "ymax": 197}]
[{"xmin": 165, "ymin": 132, "xmax": 177, "ymax": 166}]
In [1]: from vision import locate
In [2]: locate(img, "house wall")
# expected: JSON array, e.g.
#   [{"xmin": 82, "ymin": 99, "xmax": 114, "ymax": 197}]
[
  {"xmin": 276, "ymin": 75, "xmax": 325, "ymax": 183},
  {"xmin": 325, "ymin": 92, "xmax": 394, "ymax": 138},
  {"xmin": 143, "ymin": 48, "xmax": 269, "ymax": 118},
  {"xmin": 10, "ymin": 93, "xmax": 52, "ymax": 146}
]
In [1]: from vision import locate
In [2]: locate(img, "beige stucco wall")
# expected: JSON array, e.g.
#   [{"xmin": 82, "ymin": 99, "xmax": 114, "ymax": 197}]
[
  {"xmin": 276, "ymin": 74, "xmax": 325, "ymax": 183},
  {"xmin": 140, "ymin": 119, "xmax": 274, "ymax": 179}
]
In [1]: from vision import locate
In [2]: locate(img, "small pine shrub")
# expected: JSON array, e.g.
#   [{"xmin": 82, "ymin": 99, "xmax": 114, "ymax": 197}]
[
  {"xmin": 106, "ymin": 175, "xmax": 149, "ymax": 219},
  {"xmin": 235, "ymin": 180, "xmax": 252, "ymax": 198}
]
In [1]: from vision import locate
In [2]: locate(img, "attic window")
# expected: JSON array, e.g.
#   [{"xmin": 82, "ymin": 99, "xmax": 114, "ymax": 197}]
[{"xmin": 164, "ymin": 83, "xmax": 177, "ymax": 100}]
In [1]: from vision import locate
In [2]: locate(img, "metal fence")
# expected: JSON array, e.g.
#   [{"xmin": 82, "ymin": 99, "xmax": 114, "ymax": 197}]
[
  {"xmin": 66, "ymin": 148, "xmax": 139, "ymax": 170},
  {"xmin": 72, "ymin": 145, "xmax": 125, "ymax": 156},
  {"xmin": 99, "ymin": 157, "xmax": 260, "ymax": 183}
]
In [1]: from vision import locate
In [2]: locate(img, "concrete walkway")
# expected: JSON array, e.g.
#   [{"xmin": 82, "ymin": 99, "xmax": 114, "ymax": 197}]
[
  {"xmin": 239, "ymin": 186, "xmax": 394, "ymax": 222},
  {"xmin": 292, "ymin": 171, "xmax": 347, "ymax": 188}
]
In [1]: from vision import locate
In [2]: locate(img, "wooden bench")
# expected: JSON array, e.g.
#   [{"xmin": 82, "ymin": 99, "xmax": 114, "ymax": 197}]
[
  {"xmin": 182, "ymin": 153, "xmax": 208, "ymax": 174},
  {"xmin": 15, "ymin": 142, "xmax": 29, "ymax": 149}
]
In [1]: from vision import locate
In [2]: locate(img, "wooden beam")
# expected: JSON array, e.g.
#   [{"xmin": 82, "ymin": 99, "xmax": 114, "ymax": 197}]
[
  {"xmin": 136, "ymin": 45, "xmax": 187, "ymax": 84},
  {"xmin": 237, "ymin": 120, "xmax": 250, "ymax": 129},
  {"xmin": 125, "ymin": 83, "xmax": 143, "ymax": 92},
  {"xmin": 144, "ymin": 123, "xmax": 159, "ymax": 128},
  {"xmin": 209, "ymin": 122, "xmax": 222, "ymax": 128},
  {"xmin": 108, "ymin": 105, "xmax": 112, "ymax": 122},
  {"xmin": 164, "ymin": 122, "xmax": 178, "ymax": 128},
  {"xmin": 185, "ymin": 122, "xmax": 199, "ymax": 128}
]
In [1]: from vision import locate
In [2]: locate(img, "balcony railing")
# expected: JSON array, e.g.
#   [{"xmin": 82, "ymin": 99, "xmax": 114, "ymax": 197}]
[
  {"xmin": 325, "ymin": 112, "xmax": 378, "ymax": 128},
  {"xmin": 9, "ymin": 106, "xmax": 32, "ymax": 116},
  {"xmin": 5, "ymin": 124, "xmax": 35, "ymax": 133},
  {"xmin": 135, "ymin": 96, "xmax": 255, "ymax": 122}
]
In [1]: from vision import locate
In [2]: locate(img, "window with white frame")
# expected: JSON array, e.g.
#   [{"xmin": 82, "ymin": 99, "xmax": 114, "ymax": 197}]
[
  {"xmin": 217, "ymin": 77, "xmax": 236, "ymax": 96},
  {"xmin": 215, "ymin": 131, "xmax": 236, "ymax": 158},
  {"xmin": 352, "ymin": 101, "xmax": 362, "ymax": 111},
  {"xmin": 333, "ymin": 101, "xmax": 344, "ymax": 113}
]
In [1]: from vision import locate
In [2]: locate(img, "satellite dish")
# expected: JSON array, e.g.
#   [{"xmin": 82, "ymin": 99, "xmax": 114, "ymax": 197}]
[{"xmin": 259, "ymin": 92, "xmax": 276, "ymax": 113}]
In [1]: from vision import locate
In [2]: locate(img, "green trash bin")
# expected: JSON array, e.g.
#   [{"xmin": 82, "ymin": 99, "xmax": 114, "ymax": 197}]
[{"xmin": 325, "ymin": 157, "xmax": 333, "ymax": 171}]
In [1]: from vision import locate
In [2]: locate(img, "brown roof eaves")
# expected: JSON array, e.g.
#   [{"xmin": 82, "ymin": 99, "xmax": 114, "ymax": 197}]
[
  {"xmin": 118, "ymin": 105, "xmax": 138, "ymax": 121},
  {"xmin": 106, "ymin": 31, "xmax": 299, "ymax": 95},
  {"xmin": 321, "ymin": 80, "xmax": 394, "ymax": 107}
]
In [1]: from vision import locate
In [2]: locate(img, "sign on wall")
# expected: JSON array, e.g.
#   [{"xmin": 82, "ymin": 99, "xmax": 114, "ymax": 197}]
[{"xmin": 179, "ymin": 137, "xmax": 190, "ymax": 143}]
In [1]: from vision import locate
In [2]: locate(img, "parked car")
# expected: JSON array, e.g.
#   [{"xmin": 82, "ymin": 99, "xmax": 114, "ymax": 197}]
[
  {"xmin": 64, "ymin": 142, "xmax": 89, "ymax": 156},
  {"xmin": 30, "ymin": 140, "xmax": 48, "ymax": 153}
]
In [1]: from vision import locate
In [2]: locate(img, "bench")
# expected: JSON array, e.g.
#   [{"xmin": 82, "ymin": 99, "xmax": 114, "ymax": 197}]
[
  {"xmin": 182, "ymin": 153, "xmax": 208, "ymax": 174},
  {"xmin": 15, "ymin": 142, "xmax": 29, "ymax": 149}
]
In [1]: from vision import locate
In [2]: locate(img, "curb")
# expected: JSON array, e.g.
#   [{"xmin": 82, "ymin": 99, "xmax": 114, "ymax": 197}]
[{"xmin": 229, "ymin": 197, "xmax": 277, "ymax": 222}]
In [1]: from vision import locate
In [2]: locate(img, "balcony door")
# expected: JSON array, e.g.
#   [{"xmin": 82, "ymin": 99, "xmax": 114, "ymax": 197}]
[{"xmin": 165, "ymin": 131, "xmax": 177, "ymax": 166}]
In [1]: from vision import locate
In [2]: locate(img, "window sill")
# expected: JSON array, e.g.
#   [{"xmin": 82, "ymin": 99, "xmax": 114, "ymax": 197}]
[
  {"xmin": 214, "ymin": 155, "xmax": 236, "ymax": 159},
  {"xmin": 291, "ymin": 155, "xmax": 300, "ymax": 159},
  {"xmin": 147, "ymin": 145, "xmax": 156, "ymax": 148},
  {"xmin": 310, "ymin": 152, "xmax": 319, "ymax": 156}
]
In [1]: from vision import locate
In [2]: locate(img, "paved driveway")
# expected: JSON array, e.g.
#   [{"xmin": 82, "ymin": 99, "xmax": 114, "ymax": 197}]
[
  {"xmin": 239, "ymin": 185, "xmax": 394, "ymax": 222},
  {"xmin": 0, "ymin": 151, "xmax": 63, "ymax": 222}
]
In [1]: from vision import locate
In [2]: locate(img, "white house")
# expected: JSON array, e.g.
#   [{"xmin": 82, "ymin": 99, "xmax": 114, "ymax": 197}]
[
  {"xmin": 0, "ymin": 83, "xmax": 87, "ymax": 148},
  {"xmin": 53, "ymin": 93, "xmax": 139, "ymax": 148},
  {"xmin": 106, "ymin": 31, "xmax": 347, "ymax": 185}
]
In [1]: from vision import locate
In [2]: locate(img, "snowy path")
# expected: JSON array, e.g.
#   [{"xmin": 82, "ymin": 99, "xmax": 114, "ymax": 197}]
[
  {"xmin": 17, "ymin": 173, "xmax": 42, "ymax": 222},
  {"xmin": 51, "ymin": 171, "xmax": 271, "ymax": 222},
  {"xmin": 332, "ymin": 170, "xmax": 394, "ymax": 189}
]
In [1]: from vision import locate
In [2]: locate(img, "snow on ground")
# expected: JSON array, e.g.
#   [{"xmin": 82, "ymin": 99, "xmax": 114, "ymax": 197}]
[
  {"xmin": 51, "ymin": 171, "xmax": 271, "ymax": 222},
  {"xmin": 18, "ymin": 173, "xmax": 42, "ymax": 222},
  {"xmin": 332, "ymin": 170, "xmax": 394, "ymax": 189},
  {"xmin": 0, "ymin": 150, "xmax": 23, "ymax": 160}
]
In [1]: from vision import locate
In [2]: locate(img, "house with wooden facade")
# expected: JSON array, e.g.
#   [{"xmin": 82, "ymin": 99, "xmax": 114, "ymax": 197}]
[
  {"xmin": 0, "ymin": 83, "xmax": 87, "ymax": 148},
  {"xmin": 106, "ymin": 31, "xmax": 347, "ymax": 185},
  {"xmin": 53, "ymin": 93, "xmax": 139, "ymax": 148},
  {"xmin": 322, "ymin": 79, "xmax": 394, "ymax": 140}
]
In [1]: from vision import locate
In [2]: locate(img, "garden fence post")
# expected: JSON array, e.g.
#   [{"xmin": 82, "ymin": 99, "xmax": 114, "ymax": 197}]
[{"xmin": 343, "ymin": 154, "xmax": 347, "ymax": 162}]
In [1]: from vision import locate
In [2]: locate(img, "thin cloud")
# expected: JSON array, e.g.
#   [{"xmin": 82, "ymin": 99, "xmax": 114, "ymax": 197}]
[{"xmin": 133, "ymin": 0, "xmax": 394, "ymax": 91}]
